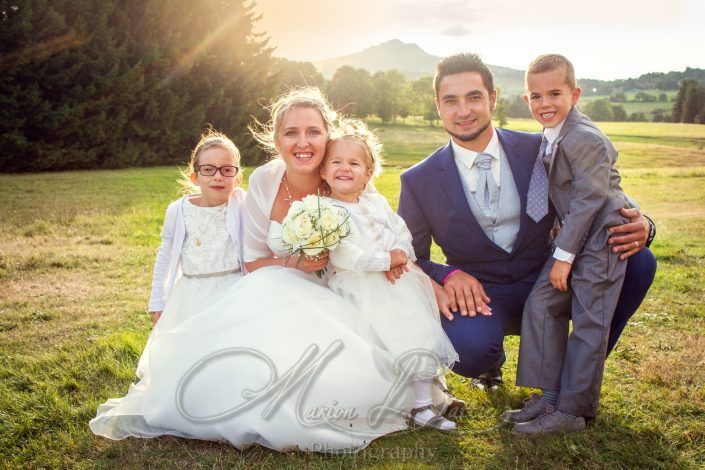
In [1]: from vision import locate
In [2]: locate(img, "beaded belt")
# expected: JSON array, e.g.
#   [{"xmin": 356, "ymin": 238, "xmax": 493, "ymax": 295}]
[{"xmin": 182, "ymin": 269, "xmax": 239, "ymax": 279}]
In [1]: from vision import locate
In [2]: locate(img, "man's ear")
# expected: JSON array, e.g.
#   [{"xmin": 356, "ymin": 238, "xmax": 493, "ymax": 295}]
[{"xmin": 435, "ymin": 97, "xmax": 441, "ymax": 117}]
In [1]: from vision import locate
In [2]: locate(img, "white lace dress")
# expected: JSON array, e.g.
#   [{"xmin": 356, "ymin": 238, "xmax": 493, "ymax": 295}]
[
  {"xmin": 91, "ymin": 200, "xmax": 244, "ymax": 439},
  {"xmin": 328, "ymin": 193, "xmax": 458, "ymax": 377},
  {"xmin": 155, "ymin": 200, "xmax": 242, "ymax": 330},
  {"xmin": 91, "ymin": 160, "xmax": 433, "ymax": 453}
]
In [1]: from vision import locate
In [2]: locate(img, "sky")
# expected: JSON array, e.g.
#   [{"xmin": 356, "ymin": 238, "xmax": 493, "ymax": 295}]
[{"xmin": 253, "ymin": 0, "xmax": 705, "ymax": 80}]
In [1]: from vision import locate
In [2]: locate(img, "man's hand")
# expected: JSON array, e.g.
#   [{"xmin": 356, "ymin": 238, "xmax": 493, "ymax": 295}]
[
  {"xmin": 608, "ymin": 208, "xmax": 649, "ymax": 260},
  {"xmin": 443, "ymin": 270, "xmax": 491, "ymax": 317},
  {"xmin": 150, "ymin": 311, "xmax": 162, "ymax": 326},
  {"xmin": 550, "ymin": 260, "xmax": 572, "ymax": 292}
]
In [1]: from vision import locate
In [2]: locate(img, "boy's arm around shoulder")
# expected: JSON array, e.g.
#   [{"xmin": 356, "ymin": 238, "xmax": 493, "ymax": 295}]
[
  {"xmin": 553, "ymin": 129, "xmax": 614, "ymax": 255},
  {"xmin": 147, "ymin": 199, "xmax": 179, "ymax": 312}
]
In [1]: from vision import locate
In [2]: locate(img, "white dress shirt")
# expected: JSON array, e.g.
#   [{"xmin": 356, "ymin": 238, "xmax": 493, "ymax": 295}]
[
  {"xmin": 451, "ymin": 128, "xmax": 502, "ymax": 192},
  {"xmin": 544, "ymin": 118, "xmax": 576, "ymax": 264}
]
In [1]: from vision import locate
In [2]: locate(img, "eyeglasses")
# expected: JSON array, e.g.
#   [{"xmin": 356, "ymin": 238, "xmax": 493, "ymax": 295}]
[{"xmin": 196, "ymin": 165, "xmax": 239, "ymax": 177}]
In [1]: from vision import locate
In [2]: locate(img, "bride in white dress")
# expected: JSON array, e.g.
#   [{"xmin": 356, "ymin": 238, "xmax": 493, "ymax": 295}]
[{"xmin": 91, "ymin": 88, "xmax": 451, "ymax": 453}]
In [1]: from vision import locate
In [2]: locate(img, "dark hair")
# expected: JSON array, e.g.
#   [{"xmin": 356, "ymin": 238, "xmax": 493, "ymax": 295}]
[{"xmin": 434, "ymin": 52, "xmax": 494, "ymax": 97}]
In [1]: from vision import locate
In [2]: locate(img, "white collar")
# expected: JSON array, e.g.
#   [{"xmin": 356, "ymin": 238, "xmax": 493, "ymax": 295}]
[
  {"xmin": 451, "ymin": 128, "xmax": 500, "ymax": 166},
  {"xmin": 544, "ymin": 117, "xmax": 567, "ymax": 144}
]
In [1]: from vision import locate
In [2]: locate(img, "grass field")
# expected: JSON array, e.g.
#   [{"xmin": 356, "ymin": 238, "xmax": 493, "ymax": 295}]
[{"xmin": 1, "ymin": 119, "xmax": 704, "ymax": 468}]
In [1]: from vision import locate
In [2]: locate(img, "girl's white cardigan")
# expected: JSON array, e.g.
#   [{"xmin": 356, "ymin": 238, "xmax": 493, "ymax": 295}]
[{"xmin": 147, "ymin": 188, "xmax": 247, "ymax": 312}]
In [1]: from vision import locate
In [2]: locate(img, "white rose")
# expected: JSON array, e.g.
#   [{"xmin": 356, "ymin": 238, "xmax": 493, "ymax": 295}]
[
  {"xmin": 289, "ymin": 200, "xmax": 304, "ymax": 215},
  {"xmin": 319, "ymin": 212, "xmax": 339, "ymax": 232},
  {"xmin": 280, "ymin": 223, "xmax": 297, "ymax": 246},
  {"xmin": 324, "ymin": 231, "xmax": 340, "ymax": 248},
  {"xmin": 294, "ymin": 213, "xmax": 314, "ymax": 239},
  {"xmin": 303, "ymin": 233, "xmax": 324, "ymax": 255},
  {"xmin": 302, "ymin": 195, "xmax": 321, "ymax": 213}
]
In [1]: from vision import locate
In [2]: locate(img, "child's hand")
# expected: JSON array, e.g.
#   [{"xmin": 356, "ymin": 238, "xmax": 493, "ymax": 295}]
[
  {"xmin": 384, "ymin": 264, "xmax": 409, "ymax": 284},
  {"xmin": 550, "ymin": 260, "xmax": 572, "ymax": 292},
  {"xmin": 386, "ymin": 249, "xmax": 409, "ymax": 284},
  {"xmin": 150, "ymin": 311, "xmax": 162, "ymax": 325},
  {"xmin": 389, "ymin": 249, "xmax": 408, "ymax": 268}
]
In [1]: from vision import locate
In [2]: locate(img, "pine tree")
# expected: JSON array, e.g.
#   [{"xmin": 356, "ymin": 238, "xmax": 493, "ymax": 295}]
[{"xmin": 0, "ymin": 0, "xmax": 277, "ymax": 171}]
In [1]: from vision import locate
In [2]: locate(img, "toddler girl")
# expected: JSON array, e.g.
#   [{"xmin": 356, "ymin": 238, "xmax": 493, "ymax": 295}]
[{"xmin": 321, "ymin": 121, "xmax": 459, "ymax": 432}]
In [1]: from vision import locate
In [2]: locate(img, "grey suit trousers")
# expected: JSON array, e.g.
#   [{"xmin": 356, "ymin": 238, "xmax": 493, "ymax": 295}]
[{"xmin": 516, "ymin": 210, "xmax": 628, "ymax": 417}]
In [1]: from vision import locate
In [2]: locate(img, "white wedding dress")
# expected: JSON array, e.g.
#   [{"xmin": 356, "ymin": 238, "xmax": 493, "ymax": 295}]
[{"xmin": 90, "ymin": 160, "xmax": 435, "ymax": 453}]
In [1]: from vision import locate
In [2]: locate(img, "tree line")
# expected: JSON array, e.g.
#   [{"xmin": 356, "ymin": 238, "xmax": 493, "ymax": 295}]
[
  {"xmin": 1, "ymin": 0, "xmax": 289, "ymax": 172},
  {"xmin": 2, "ymin": 1, "xmax": 704, "ymax": 172}
]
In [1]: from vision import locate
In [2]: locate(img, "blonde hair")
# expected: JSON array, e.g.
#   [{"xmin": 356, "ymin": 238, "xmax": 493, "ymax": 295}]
[
  {"xmin": 326, "ymin": 118, "xmax": 383, "ymax": 178},
  {"xmin": 249, "ymin": 87, "xmax": 337, "ymax": 158},
  {"xmin": 525, "ymin": 54, "xmax": 577, "ymax": 90},
  {"xmin": 178, "ymin": 128, "xmax": 241, "ymax": 194}
]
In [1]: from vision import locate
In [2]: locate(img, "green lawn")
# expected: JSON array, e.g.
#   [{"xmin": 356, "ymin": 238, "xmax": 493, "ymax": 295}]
[{"xmin": 1, "ymin": 120, "xmax": 704, "ymax": 468}]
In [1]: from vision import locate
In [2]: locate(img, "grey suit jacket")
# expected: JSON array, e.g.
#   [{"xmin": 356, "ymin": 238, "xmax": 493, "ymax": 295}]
[{"xmin": 549, "ymin": 107, "xmax": 628, "ymax": 255}]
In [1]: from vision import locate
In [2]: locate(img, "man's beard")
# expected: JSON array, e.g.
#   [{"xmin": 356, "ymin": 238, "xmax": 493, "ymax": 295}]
[{"xmin": 444, "ymin": 119, "xmax": 491, "ymax": 143}]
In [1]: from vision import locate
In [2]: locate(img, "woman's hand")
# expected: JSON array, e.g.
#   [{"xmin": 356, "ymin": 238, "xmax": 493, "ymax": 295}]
[
  {"xmin": 430, "ymin": 279, "xmax": 455, "ymax": 321},
  {"xmin": 607, "ymin": 208, "xmax": 650, "ymax": 260},
  {"xmin": 287, "ymin": 251, "xmax": 329, "ymax": 273},
  {"xmin": 150, "ymin": 311, "xmax": 162, "ymax": 325}
]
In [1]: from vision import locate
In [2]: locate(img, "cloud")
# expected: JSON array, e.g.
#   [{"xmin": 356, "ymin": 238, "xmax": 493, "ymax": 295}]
[
  {"xmin": 385, "ymin": 0, "xmax": 497, "ymax": 27},
  {"xmin": 440, "ymin": 25, "xmax": 471, "ymax": 36}
]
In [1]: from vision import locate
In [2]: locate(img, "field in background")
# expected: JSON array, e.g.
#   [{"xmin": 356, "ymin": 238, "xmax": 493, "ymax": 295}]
[
  {"xmin": 1, "ymin": 120, "xmax": 704, "ymax": 468},
  {"xmin": 578, "ymin": 90, "xmax": 678, "ymax": 116}
]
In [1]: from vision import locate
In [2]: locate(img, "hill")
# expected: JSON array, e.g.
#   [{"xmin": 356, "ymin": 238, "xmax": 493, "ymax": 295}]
[
  {"xmin": 312, "ymin": 39, "xmax": 526, "ymax": 93},
  {"xmin": 310, "ymin": 40, "xmax": 705, "ymax": 97}
]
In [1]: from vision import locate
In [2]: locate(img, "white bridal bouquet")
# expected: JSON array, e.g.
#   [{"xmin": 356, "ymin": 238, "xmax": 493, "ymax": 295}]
[{"xmin": 280, "ymin": 195, "xmax": 351, "ymax": 276}]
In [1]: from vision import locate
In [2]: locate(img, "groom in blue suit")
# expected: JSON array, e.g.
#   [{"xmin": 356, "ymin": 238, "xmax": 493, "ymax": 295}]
[{"xmin": 398, "ymin": 53, "xmax": 656, "ymax": 393}]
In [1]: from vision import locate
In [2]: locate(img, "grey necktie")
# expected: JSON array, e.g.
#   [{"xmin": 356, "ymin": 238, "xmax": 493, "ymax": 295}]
[
  {"xmin": 473, "ymin": 152, "xmax": 499, "ymax": 221},
  {"xmin": 527, "ymin": 137, "xmax": 549, "ymax": 222}
]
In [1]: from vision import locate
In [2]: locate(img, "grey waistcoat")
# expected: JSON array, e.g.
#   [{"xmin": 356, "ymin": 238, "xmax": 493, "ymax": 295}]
[{"xmin": 459, "ymin": 146, "xmax": 522, "ymax": 253}]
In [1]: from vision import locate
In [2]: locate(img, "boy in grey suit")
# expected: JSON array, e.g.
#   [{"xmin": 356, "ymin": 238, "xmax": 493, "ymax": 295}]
[{"xmin": 505, "ymin": 55, "xmax": 633, "ymax": 434}]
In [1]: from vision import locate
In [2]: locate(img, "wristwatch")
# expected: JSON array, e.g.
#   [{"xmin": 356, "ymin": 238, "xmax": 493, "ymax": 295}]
[{"xmin": 643, "ymin": 214, "xmax": 656, "ymax": 247}]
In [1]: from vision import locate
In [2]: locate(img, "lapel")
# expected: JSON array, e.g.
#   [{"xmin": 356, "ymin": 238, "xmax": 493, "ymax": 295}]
[
  {"xmin": 496, "ymin": 128, "xmax": 529, "ymax": 216},
  {"xmin": 496, "ymin": 128, "xmax": 534, "ymax": 254},
  {"xmin": 435, "ymin": 140, "xmax": 492, "ymax": 236},
  {"xmin": 548, "ymin": 106, "xmax": 582, "ymax": 178}
]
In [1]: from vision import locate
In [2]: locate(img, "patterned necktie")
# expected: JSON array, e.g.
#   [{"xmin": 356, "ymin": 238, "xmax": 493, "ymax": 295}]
[
  {"xmin": 527, "ymin": 136, "xmax": 549, "ymax": 222},
  {"xmin": 473, "ymin": 152, "xmax": 499, "ymax": 221}
]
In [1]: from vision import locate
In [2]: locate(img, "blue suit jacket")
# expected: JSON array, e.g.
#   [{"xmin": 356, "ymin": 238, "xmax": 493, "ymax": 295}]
[{"xmin": 398, "ymin": 128, "xmax": 554, "ymax": 285}]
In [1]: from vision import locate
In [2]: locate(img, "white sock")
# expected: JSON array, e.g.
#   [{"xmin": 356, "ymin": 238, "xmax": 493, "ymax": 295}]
[
  {"xmin": 413, "ymin": 378, "xmax": 434, "ymax": 408},
  {"xmin": 412, "ymin": 378, "xmax": 456, "ymax": 430}
]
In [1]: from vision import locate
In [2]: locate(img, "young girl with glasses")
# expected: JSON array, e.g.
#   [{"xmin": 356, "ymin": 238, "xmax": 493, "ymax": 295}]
[
  {"xmin": 145, "ymin": 129, "xmax": 247, "ymax": 330},
  {"xmin": 90, "ymin": 129, "xmax": 248, "ymax": 439}
]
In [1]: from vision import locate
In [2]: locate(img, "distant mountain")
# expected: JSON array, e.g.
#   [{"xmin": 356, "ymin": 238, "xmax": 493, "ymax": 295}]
[
  {"xmin": 313, "ymin": 39, "xmax": 526, "ymax": 93},
  {"xmin": 310, "ymin": 40, "xmax": 704, "ymax": 97}
]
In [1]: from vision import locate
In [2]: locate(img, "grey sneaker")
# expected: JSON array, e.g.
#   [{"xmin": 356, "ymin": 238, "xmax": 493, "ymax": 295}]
[
  {"xmin": 500, "ymin": 394, "xmax": 550, "ymax": 423},
  {"xmin": 512, "ymin": 409, "xmax": 586, "ymax": 435}
]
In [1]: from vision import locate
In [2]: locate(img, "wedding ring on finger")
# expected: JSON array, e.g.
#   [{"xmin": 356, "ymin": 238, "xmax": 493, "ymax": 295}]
[{"xmin": 634, "ymin": 240, "xmax": 640, "ymax": 248}]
